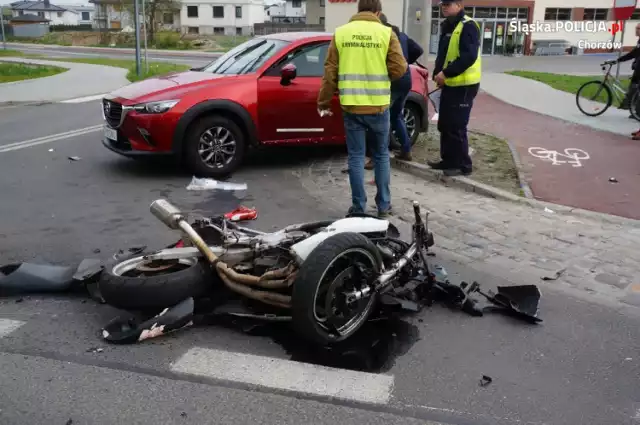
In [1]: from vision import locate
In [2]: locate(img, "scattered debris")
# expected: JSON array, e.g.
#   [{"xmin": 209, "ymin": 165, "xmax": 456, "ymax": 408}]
[
  {"xmin": 544, "ymin": 207, "xmax": 554, "ymax": 214},
  {"xmin": 68, "ymin": 156, "xmax": 81, "ymax": 161},
  {"xmin": 224, "ymin": 206, "xmax": 257, "ymax": 222},
  {"xmin": 93, "ymin": 248, "xmax": 101, "ymax": 254},
  {"xmin": 186, "ymin": 176, "xmax": 247, "ymax": 191},
  {"xmin": 625, "ymin": 357, "xmax": 632, "ymax": 361},
  {"xmin": 65, "ymin": 419, "xmax": 73, "ymax": 425},
  {"xmin": 86, "ymin": 347, "xmax": 104, "ymax": 353},
  {"xmin": 479, "ymin": 375, "xmax": 492, "ymax": 387},
  {"xmin": 48, "ymin": 148, "xmax": 54, "ymax": 152},
  {"xmin": 542, "ymin": 268, "xmax": 566, "ymax": 281},
  {"xmin": 180, "ymin": 412, "xmax": 187, "ymax": 418},
  {"xmin": 15, "ymin": 298, "xmax": 23, "ymax": 303},
  {"xmin": 609, "ymin": 177, "xmax": 618, "ymax": 183}
]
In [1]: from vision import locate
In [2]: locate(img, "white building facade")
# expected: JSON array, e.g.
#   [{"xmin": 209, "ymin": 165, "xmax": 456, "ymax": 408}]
[
  {"xmin": 180, "ymin": 0, "xmax": 265, "ymax": 35},
  {"xmin": 265, "ymin": 0, "xmax": 306, "ymax": 23},
  {"xmin": 10, "ymin": 0, "xmax": 94, "ymax": 26}
]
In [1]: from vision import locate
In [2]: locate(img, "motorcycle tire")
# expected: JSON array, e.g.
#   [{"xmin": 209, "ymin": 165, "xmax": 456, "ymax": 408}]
[
  {"xmin": 99, "ymin": 253, "xmax": 215, "ymax": 311},
  {"xmin": 291, "ymin": 232, "xmax": 382, "ymax": 346}
]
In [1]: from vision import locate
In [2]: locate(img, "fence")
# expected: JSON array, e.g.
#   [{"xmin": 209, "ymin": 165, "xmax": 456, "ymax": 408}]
[
  {"xmin": 50, "ymin": 24, "xmax": 93, "ymax": 32},
  {"xmin": 253, "ymin": 23, "xmax": 324, "ymax": 35}
]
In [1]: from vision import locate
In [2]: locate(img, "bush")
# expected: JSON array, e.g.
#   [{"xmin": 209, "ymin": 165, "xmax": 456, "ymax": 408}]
[{"xmin": 154, "ymin": 31, "xmax": 192, "ymax": 50}]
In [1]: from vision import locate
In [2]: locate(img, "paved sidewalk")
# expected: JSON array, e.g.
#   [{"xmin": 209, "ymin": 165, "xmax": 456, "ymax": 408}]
[
  {"xmin": 469, "ymin": 92, "xmax": 640, "ymax": 220},
  {"xmin": 0, "ymin": 57, "xmax": 129, "ymax": 103},
  {"xmin": 294, "ymin": 156, "xmax": 640, "ymax": 311}
]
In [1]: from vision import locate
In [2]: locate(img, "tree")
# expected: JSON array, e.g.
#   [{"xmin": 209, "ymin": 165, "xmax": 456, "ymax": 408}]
[{"xmin": 126, "ymin": 0, "xmax": 180, "ymax": 44}]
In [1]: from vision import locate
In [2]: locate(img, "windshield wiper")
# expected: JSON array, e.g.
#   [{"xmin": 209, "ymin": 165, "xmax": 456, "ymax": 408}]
[
  {"xmin": 215, "ymin": 40, "xmax": 268, "ymax": 74},
  {"xmin": 237, "ymin": 44, "xmax": 276, "ymax": 75}
]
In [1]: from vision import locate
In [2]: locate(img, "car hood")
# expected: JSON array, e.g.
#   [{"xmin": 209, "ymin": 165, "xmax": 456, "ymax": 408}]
[{"xmin": 109, "ymin": 71, "xmax": 239, "ymax": 103}]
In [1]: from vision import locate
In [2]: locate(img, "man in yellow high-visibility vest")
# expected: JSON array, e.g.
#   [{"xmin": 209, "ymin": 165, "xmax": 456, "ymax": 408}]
[
  {"xmin": 430, "ymin": 0, "xmax": 481, "ymax": 176},
  {"xmin": 317, "ymin": 0, "xmax": 407, "ymax": 217}
]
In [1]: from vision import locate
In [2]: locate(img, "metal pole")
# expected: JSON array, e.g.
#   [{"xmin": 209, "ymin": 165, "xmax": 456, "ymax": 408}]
[
  {"xmin": 1, "ymin": 11, "xmax": 7, "ymax": 50},
  {"xmin": 134, "ymin": 0, "xmax": 141, "ymax": 77},
  {"xmin": 616, "ymin": 21, "xmax": 625, "ymax": 79},
  {"xmin": 141, "ymin": 0, "xmax": 148, "ymax": 73}
]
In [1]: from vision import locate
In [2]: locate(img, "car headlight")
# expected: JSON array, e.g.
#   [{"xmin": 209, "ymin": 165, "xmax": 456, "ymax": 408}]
[{"xmin": 133, "ymin": 100, "xmax": 179, "ymax": 114}]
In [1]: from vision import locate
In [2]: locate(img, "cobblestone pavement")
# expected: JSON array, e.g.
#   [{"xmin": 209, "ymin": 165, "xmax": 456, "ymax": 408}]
[{"xmin": 293, "ymin": 155, "xmax": 640, "ymax": 311}]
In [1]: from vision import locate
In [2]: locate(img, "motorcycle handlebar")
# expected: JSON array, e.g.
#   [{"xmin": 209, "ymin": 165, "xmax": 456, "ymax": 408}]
[{"xmin": 413, "ymin": 201, "xmax": 422, "ymax": 224}]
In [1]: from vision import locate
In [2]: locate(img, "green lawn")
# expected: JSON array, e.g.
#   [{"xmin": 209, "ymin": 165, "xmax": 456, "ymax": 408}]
[
  {"xmin": 0, "ymin": 62, "xmax": 67, "ymax": 83},
  {"xmin": 41, "ymin": 57, "xmax": 190, "ymax": 82},
  {"xmin": 506, "ymin": 70, "xmax": 632, "ymax": 107}
]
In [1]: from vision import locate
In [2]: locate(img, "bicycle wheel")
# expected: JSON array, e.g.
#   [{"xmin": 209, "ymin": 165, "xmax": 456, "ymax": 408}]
[
  {"xmin": 630, "ymin": 89, "xmax": 640, "ymax": 122},
  {"xmin": 576, "ymin": 81, "xmax": 612, "ymax": 116}
]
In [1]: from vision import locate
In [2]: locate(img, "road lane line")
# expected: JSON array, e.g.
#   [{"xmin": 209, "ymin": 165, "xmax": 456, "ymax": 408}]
[
  {"xmin": 170, "ymin": 347, "xmax": 395, "ymax": 404},
  {"xmin": 60, "ymin": 94, "xmax": 106, "ymax": 103},
  {"xmin": 0, "ymin": 125, "xmax": 103, "ymax": 153},
  {"xmin": 0, "ymin": 319, "xmax": 25, "ymax": 338}
]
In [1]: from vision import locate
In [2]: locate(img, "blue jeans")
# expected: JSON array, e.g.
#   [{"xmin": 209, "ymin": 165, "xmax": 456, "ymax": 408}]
[
  {"xmin": 343, "ymin": 110, "xmax": 391, "ymax": 214},
  {"xmin": 390, "ymin": 88, "xmax": 411, "ymax": 153}
]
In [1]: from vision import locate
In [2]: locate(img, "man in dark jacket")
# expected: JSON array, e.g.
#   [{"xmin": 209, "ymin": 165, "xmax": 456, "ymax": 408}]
[
  {"xmin": 616, "ymin": 23, "xmax": 640, "ymax": 114},
  {"xmin": 429, "ymin": 0, "xmax": 480, "ymax": 176}
]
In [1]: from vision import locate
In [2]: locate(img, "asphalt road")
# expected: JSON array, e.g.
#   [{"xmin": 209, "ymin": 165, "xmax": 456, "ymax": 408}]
[{"xmin": 0, "ymin": 101, "xmax": 639, "ymax": 425}]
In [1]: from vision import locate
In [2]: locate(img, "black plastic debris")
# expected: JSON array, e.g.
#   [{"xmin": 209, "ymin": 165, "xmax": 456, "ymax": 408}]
[
  {"xmin": 479, "ymin": 375, "xmax": 492, "ymax": 387},
  {"xmin": 542, "ymin": 268, "xmax": 566, "ymax": 281},
  {"xmin": 68, "ymin": 156, "xmax": 81, "ymax": 161},
  {"xmin": 477, "ymin": 285, "xmax": 543, "ymax": 324},
  {"xmin": 102, "ymin": 297, "xmax": 195, "ymax": 344},
  {"xmin": 609, "ymin": 177, "xmax": 618, "ymax": 183}
]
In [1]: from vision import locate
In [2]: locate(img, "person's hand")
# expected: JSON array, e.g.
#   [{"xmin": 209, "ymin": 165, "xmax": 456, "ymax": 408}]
[
  {"xmin": 434, "ymin": 71, "xmax": 446, "ymax": 87},
  {"xmin": 317, "ymin": 108, "xmax": 333, "ymax": 117}
]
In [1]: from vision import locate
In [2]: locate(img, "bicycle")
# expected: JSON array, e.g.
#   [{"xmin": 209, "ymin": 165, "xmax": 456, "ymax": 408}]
[{"xmin": 576, "ymin": 60, "xmax": 635, "ymax": 117}]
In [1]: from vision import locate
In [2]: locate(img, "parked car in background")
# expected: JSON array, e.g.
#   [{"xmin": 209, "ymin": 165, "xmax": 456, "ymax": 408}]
[{"xmin": 101, "ymin": 32, "xmax": 430, "ymax": 178}]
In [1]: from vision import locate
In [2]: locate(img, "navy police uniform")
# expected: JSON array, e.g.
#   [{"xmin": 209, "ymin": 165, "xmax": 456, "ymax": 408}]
[{"xmin": 432, "ymin": 5, "xmax": 480, "ymax": 174}]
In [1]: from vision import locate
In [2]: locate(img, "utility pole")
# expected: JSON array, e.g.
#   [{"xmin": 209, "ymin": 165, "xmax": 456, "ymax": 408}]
[
  {"xmin": 141, "ymin": 0, "xmax": 148, "ymax": 73},
  {"xmin": 1, "ymin": 10, "xmax": 7, "ymax": 50},
  {"xmin": 134, "ymin": 0, "xmax": 141, "ymax": 77}
]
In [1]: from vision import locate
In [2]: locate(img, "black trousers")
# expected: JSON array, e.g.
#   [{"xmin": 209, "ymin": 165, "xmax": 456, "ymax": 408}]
[
  {"xmin": 621, "ymin": 70, "xmax": 640, "ymax": 109},
  {"xmin": 437, "ymin": 84, "xmax": 479, "ymax": 170}
]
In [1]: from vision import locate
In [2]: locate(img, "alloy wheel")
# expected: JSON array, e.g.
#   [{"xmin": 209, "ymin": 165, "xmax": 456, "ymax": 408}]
[{"xmin": 198, "ymin": 126, "xmax": 237, "ymax": 169}]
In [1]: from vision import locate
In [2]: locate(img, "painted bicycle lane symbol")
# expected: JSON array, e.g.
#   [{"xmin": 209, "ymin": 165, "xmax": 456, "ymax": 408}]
[{"xmin": 528, "ymin": 147, "xmax": 589, "ymax": 167}]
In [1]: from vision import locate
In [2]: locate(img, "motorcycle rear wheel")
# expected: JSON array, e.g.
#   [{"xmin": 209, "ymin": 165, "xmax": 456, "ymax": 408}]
[
  {"xmin": 291, "ymin": 232, "xmax": 382, "ymax": 346},
  {"xmin": 99, "ymin": 253, "xmax": 215, "ymax": 311}
]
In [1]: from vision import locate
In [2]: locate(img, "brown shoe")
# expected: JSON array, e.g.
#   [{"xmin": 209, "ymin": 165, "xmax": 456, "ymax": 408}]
[
  {"xmin": 395, "ymin": 152, "xmax": 412, "ymax": 161},
  {"xmin": 364, "ymin": 158, "xmax": 374, "ymax": 170}
]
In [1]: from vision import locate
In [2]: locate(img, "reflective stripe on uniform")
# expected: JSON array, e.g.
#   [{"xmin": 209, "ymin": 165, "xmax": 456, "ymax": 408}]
[
  {"xmin": 444, "ymin": 16, "xmax": 482, "ymax": 87},
  {"xmin": 339, "ymin": 88, "xmax": 391, "ymax": 95},
  {"xmin": 338, "ymin": 74, "xmax": 390, "ymax": 81}
]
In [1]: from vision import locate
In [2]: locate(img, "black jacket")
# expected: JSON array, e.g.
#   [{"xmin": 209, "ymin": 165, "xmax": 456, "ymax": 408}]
[
  {"xmin": 618, "ymin": 37, "xmax": 640, "ymax": 73},
  {"xmin": 433, "ymin": 10, "xmax": 480, "ymax": 80}
]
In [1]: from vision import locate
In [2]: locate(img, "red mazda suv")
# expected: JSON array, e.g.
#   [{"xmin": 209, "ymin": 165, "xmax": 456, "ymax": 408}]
[{"xmin": 101, "ymin": 32, "xmax": 430, "ymax": 178}]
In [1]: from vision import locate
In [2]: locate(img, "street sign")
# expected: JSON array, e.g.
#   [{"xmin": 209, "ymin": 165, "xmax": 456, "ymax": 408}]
[{"xmin": 613, "ymin": 0, "xmax": 637, "ymax": 21}]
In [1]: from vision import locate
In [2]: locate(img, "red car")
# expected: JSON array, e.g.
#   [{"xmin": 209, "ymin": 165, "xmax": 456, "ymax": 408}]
[{"xmin": 102, "ymin": 32, "xmax": 430, "ymax": 177}]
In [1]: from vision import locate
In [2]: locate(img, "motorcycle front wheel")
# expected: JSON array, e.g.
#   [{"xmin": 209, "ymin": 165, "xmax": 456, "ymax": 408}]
[
  {"xmin": 291, "ymin": 232, "xmax": 382, "ymax": 346},
  {"xmin": 99, "ymin": 252, "xmax": 215, "ymax": 311}
]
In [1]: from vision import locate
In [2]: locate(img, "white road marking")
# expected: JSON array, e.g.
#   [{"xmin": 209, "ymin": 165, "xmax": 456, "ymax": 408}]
[
  {"xmin": 0, "ymin": 319, "xmax": 25, "ymax": 338},
  {"xmin": 0, "ymin": 125, "xmax": 103, "ymax": 153},
  {"xmin": 528, "ymin": 147, "xmax": 590, "ymax": 167},
  {"xmin": 60, "ymin": 94, "xmax": 106, "ymax": 103},
  {"xmin": 171, "ymin": 347, "xmax": 395, "ymax": 404}
]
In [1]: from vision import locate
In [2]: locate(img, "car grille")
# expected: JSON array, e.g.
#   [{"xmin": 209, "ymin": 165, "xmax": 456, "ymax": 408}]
[{"xmin": 103, "ymin": 99, "xmax": 123, "ymax": 128}]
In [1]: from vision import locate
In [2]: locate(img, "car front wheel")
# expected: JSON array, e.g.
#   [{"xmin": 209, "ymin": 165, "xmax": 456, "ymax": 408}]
[
  {"xmin": 184, "ymin": 115, "xmax": 246, "ymax": 178},
  {"xmin": 390, "ymin": 102, "xmax": 423, "ymax": 150}
]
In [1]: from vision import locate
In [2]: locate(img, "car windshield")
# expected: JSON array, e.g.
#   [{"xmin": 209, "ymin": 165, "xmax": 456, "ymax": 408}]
[{"xmin": 200, "ymin": 38, "xmax": 290, "ymax": 75}]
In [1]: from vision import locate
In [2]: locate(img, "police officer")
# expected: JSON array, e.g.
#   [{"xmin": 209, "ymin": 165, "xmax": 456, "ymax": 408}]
[
  {"xmin": 317, "ymin": 0, "xmax": 407, "ymax": 217},
  {"xmin": 429, "ymin": 0, "xmax": 481, "ymax": 176}
]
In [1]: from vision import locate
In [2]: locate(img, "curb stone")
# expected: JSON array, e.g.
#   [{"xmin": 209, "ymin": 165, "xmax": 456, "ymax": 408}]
[{"xmin": 390, "ymin": 157, "xmax": 640, "ymax": 227}]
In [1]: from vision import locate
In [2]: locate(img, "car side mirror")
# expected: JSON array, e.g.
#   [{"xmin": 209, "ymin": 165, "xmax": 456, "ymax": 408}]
[{"xmin": 280, "ymin": 64, "xmax": 297, "ymax": 86}]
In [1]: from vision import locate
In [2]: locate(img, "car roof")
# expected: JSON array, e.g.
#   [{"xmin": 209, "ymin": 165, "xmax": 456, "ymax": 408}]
[{"xmin": 259, "ymin": 32, "xmax": 333, "ymax": 42}]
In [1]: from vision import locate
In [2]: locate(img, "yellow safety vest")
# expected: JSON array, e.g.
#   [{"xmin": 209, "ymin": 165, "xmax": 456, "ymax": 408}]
[
  {"xmin": 334, "ymin": 20, "xmax": 392, "ymax": 106},
  {"xmin": 444, "ymin": 16, "xmax": 482, "ymax": 87}
]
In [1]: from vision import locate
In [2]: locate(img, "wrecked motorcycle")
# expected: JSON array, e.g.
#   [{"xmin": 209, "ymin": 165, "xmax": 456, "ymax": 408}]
[{"xmin": 96, "ymin": 199, "xmax": 541, "ymax": 346}]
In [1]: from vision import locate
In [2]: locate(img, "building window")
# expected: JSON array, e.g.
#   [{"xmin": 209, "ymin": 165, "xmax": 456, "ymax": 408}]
[
  {"xmin": 213, "ymin": 6, "xmax": 224, "ymax": 18},
  {"xmin": 187, "ymin": 6, "xmax": 198, "ymax": 17},
  {"xmin": 474, "ymin": 7, "xmax": 496, "ymax": 19},
  {"xmin": 37, "ymin": 11, "xmax": 44, "ymax": 17},
  {"xmin": 19, "ymin": 10, "xmax": 24, "ymax": 15},
  {"xmin": 319, "ymin": 16, "xmax": 324, "ymax": 24},
  {"xmin": 544, "ymin": 8, "xmax": 571, "ymax": 21},
  {"xmin": 81, "ymin": 11, "xmax": 90, "ymax": 20},
  {"xmin": 187, "ymin": 26, "xmax": 198, "ymax": 34},
  {"xmin": 497, "ymin": 7, "xmax": 506, "ymax": 18},
  {"xmin": 214, "ymin": 26, "xmax": 224, "ymax": 34},
  {"xmin": 292, "ymin": 0, "xmax": 301, "ymax": 8},
  {"xmin": 517, "ymin": 8, "xmax": 528, "ymax": 19},
  {"xmin": 583, "ymin": 8, "xmax": 608, "ymax": 20},
  {"xmin": 235, "ymin": 6, "xmax": 241, "ymax": 18},
  {"xmin": 163, "ymin": 12, "xmax": 173, "ymax": 24},
  {"xmin": 631, "ymin": 9, "xmax": 640, "ymax": 20},
  {"xmin": 236, "ymin": 27, "xmax": 242, "ymax": 35},
  {"xmin": 57, "ymin": 11, "xmax": 63, "ymax": 17},
  {"xmin": 320, "ymin": 0, "xmax": 324, "ymax": 6},
  {"xmin": 507, "ymin": 8, "xmax": 518, "ymax": 18}
]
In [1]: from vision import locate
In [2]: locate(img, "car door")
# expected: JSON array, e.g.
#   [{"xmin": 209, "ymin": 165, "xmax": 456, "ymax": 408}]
[{"xmin": 256, "ymin": 41, "xmax": 345, "ymax": 144}]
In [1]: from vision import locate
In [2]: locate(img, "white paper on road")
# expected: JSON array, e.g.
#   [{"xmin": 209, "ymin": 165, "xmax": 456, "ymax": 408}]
[{"xmin": 186, "ymin": 176, "xmax": 247, "ymax": 191}]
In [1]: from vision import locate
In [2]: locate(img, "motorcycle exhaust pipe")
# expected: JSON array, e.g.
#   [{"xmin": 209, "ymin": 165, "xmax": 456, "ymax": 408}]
[{"xmin": 150, "ymin": 199, "xmax": 184, "ymax": 230}]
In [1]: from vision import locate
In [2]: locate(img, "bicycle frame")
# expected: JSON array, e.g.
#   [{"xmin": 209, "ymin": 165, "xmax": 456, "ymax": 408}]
[{"xmin": 600, "ymin": 62, "xmax": 628, "ymax": 104}]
